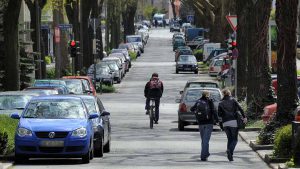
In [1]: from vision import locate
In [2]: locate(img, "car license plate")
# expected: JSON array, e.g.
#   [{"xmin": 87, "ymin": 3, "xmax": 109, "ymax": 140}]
[
  {"xmin": 40, "ymin": 141, "xmax": 64, "ymax": 147},
  {"xmin": 184, "ymin": 68, "xmax": 191, "ymax": 71}
]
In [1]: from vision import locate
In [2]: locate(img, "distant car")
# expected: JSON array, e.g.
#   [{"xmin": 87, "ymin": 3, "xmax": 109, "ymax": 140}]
[
  {"xmin": 95, "ymin": 62, "xmax": 122, "ymax": 83},
  {"xmin": 76, "ymin": 95, "xmax": 111, "ymax": 157},
  {"xmin": 172, "ymin": 35, "xmax": 185, "ymax": 45},
  {"xmin": 62, "ymin": 76, "xmax": 97, "ymax": 96},
  {"xmin": 103, "ymin": 57, "xmax": 125, "ymax": 78},
  {"xmin": 118, "ymin": 43, "xmax": 135, "ymax": 53},
  {"xmin": 173, "ymin": 39, "xmax": 185, "ymax": 51},
  {"xmin": 176, "ymin": 55, "xmax": 198, "ymax": 74},
  {"xmin": 204, "ymin": 48, "xmax": 228, "ymax": 63},
  {"xmin": 126, "ymin": 35, "xmax": 144, "ymax": 53},
  {"xmin": 11, "ymin": 95, "xmax": 99, "ymax": 163},
  {"xmin": 176, "ymin": 88, "xmax": 222, "ymax": 131},
  {"xmin": 23, "ymin": 87, "xmax": 60, "ymax": 95},
  {"xmin": 209, "ymin": 58, "xmax": 224, "ymax": 76},
  {"xmin": 33, "ymin": 79, "xmax": 67, "ymax": 87},
  {"xmin": 111, "ymin": 49, "xmax": 131, "ymax": 68},
  {"xmin": 175, "ymin": 48, "xmax": 193, "ymax": 62},
  {"xmin": 87, "ymin": 65, "xmax": 114, "ymax": 86},
  {"xmin": 131, "ymin": 43, "xmax": 141, "ymax": 57},
  {"xmin": 180, "ymin": 80, "xmax": 220, "ymax": 94},
  {"xmin": 0, "ymin": 91, "xmax": 40, "ymax": 116},
  {"xmin": 173, "ymin": 23, "xmax": 181, "ymax": 32},
  {"xmin": 109, "ymin": 53, "xmax": 129, "ymax": 72},
  {"xmin": 61, "ymin": 79, "xmax": 87, "ymax": 95}
]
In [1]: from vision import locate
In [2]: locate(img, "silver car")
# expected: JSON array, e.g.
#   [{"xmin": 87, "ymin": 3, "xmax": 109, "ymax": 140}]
[{"xmin": 176, "ymin": 87, "xmax": 222, "ymax": 131}]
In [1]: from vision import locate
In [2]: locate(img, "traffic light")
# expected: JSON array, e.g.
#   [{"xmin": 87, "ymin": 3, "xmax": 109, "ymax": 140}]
[
  {"xmin": 231, "ymin": 41, "xmax": 237, "ymax": 49},
  {"xmin": 69, "ymin": 40, "xmax": 77, "ymax": 58}
]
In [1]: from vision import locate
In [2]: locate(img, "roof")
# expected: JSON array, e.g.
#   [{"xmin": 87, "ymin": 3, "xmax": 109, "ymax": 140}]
[
  {"xmin": 186, "ymin": 80, "xmax": 218, "ymax": 83},
  {"xmin": 63, "ymin": 76, "xmax": 91, "ymax": 80},
  {"xmin": 186, "ymin": 87, "xmax": 221, "ymax": 92},
  {"xmin": 30, "ymin": 95, "xmax": 82, "ymax": 101},
  {"xmin": 0, "ymin": 91, "xmax": 40, "ymax": 96}
]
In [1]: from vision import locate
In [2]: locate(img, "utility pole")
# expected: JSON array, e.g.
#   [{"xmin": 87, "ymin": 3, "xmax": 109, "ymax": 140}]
[
  {"xmin": 35, "ymin": 0, "xmax": 42, "ymax": 79},
  {"xmin": 79, "ymin": 0, "xmax": 84, "ymax": 69}
]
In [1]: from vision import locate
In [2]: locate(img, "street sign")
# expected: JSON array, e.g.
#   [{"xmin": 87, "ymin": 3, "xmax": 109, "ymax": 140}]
[
  {"xmin": 58, "ymin": 24, "xmax": 72, "ymax": 30},
  {"xmin": 226, "ymin": 15, "xmax": 237, "ymax": 31},
  {"xmin": 54, "ymin": 27, "xmax": 60, "ymax": 43},
  {"xmin": 186, "ymin": 15, "xmax": 194, "ymax": 23}
]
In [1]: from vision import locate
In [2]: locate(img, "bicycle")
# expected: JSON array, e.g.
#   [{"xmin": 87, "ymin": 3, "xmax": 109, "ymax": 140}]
[{"xmin": 149, "ymin": 98, "xmax": 156, "ymax": 129}]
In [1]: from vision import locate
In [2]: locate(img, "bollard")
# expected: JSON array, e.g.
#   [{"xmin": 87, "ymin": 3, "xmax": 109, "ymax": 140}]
[{"xmin": 292, "ymin": 121, "xmax": 300, "ymax": 165}]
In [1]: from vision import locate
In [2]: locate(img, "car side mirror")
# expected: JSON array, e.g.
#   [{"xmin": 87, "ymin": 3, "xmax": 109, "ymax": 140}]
[
  {"xmin": 89, "ymin": 113, "xmax": 99, "ymax": 119},
  {"xmin": 11, "ymin": 113, "xmax": 20, "ymax": 119},
  {"xmin": 175, "ymin": 98, "xmax": 181, "ymax": 103},
  {"xmin": 101, "ymin": 111, "xmax": 110, "ymax": 117}
]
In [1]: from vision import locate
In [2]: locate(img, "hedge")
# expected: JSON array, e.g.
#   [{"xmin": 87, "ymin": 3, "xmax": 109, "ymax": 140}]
[{"xmin": 0, "ymin": 115, "xmax": 18, "ymax": 155}]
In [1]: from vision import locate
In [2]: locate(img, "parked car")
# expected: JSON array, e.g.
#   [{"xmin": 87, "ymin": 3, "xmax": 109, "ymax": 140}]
[
  {"xmin": 109, "ymin": 53, "xmax": 129, "ymax": 72},
  {"xmin": 32, "ymin": 84, "xmax": 69, "ymax": 94},
  {"xmin": 138, "ymin": 29, "xmax": 149, "ymax": 45},
  {"xmin": 87, "ymin": 65, "xmax": 114, "ymax": 86},
  {"xmin": 176, "ymin": 55, "xmax": 198, "ymax": 74},
  {"xmin": 103, "ymin": 57, "xmax": 125, "ymax": 78},
  {"xmin": 179, "ymin": 80, "xmax": 220, "ymax": 95},
  {"xmin": 173, "ymin": 39, "xmax": 186, "ymax": 51},
  {"xmin": 23, "ymin": 87, "xmax": 60, "ymax": 95},
  {"xmin": 33, "ymin": 79, "xmax": 67, "ymax": 87},
  {"xmin": 111, "ymin": 49, "xmax": 132, "ymax": 68},
  {"xmin": 126, "ymin": 35, "xmax": 144, "ymax": 53},
  {"xmin": 76, "ymin": 95, "xmax": 111, "ymax": 157},
  {"xmin": 62, "ymin": 76, "xmax": 96, "ymax": 96},
  {"xmin": 0, "ymin": 91, "xmax": 40, "ymax": 116},
  {"xmin": 176, "ymin": 88, "xmax": 222, "ymax": 131},
  {"xmin": 11, "ymin": 95, "xmax": 99, "ymax": 163},
  {"xmin": 209, "ymin": 58, "xmax": 224, "ymax": 76},
  {"xmin": 131, "ymin": 43, "xmax": 141, "ymax": 57},
  {"xmin": 175, "ymin": 48, "xmax": 193, "ymax": 62},
  {"xmin": 61, "ymin": 79, "xmax": 87, "ymax": 95},
  {"xmin": 204, "ymin": 48, "xmax": 228, "ymax": 63},
  {"xmin": 95, "ymin": 62, "xmax": 122, "ymax": 83},
  {"xmin": 118, "ymin": 43, "xmax": 135, "ymax": 54}
]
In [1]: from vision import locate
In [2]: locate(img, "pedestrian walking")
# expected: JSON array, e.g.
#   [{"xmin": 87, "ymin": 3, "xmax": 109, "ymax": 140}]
[
  {"xmin": 218, "ymin": 89, "xmax": 247, "ymax": 161},
  {"xmin": 154, "ymin": 19, "xmax": 158, "ymax": 28},
  {"xmin": 190, "ymin": 91, "xmax": 218, "ymax": 161}
]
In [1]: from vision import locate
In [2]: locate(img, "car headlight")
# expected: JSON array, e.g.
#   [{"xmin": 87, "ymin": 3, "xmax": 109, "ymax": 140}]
[
  {"xmin": 17, "ymin": 128, "xmax": 32, "ymax": 137},
  {"xmin": 72, "ymin": 127, "xmax": 87, "ymax": 138}
]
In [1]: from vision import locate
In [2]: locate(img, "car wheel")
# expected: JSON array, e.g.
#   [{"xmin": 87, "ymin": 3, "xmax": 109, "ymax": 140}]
[
  {"xmin": 176, "ymin": 69, "xmax": 179, "ymax": 74},
  {"xmin": 104, "ymin": 134, "xmax": 111, "ymax": 153},
  {"xmin": 178, "ymin": 117, "xmax": 185, "ymax": 131},
  {"xmin": 14, "ymin": 154, "xmax": 28, "ymax": 164},
  {"xmin": 194, "ymin": 70, "xmax": 198, "ymax": 74},
  {"xmin": 117, "ymin": 78, "xmax": 121, "ymax": 84},
  {"xmin": 94, "ymin": 136, "xmax": 104, "ymax": 157}
]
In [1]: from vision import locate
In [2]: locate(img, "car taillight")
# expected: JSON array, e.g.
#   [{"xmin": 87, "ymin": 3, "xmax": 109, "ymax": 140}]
[
  {"xmin": 210, "ymin": 67, "xmax": 214, "ymax": 71},
  {"xmin": 296, "ymin": 110, "xmax": 300, "ymax": 121},
  {"xmin": 179, "ymin": 103, "xmax": 187, "ymax": 112}
]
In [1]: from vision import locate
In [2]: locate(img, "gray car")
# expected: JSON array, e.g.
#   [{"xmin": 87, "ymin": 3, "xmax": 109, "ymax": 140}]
[
  {"xmin": 98, "ymin": 61, "xmax": 122, "ymax": 83},
  {"xmin": 176, "ymin": 87, "xmax": 222, "ymax": 131},
  {"xmin": 111, "ymin": 49, "xmax": 132, "ymax": 68},
  {"xmin": 176, "ymin": 55, "xmax": 198, "ymax": 74},
  {"xmin": 87, "ymin": 65, "xmax": 114, "ymax": 86}
]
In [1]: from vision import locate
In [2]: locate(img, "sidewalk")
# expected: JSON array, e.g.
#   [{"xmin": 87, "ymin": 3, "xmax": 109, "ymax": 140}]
[
  {"xmin": 0, "ymin": 162, "xmax": 13, "ymax": 169},
  {"xmin": 239, "ymin": 131, "xmax": 299, "ymax": 169}
]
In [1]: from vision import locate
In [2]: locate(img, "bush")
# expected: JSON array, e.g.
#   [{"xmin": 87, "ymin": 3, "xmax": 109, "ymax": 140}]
[
  {"xmin": 46, "ymin": 68, "xmax": 55, "ymax": 79},
  {"xmin": 129, "ymin": 51, "xmax": 137, "ymax": 61},
  {"xmin": 96, "ymin": 84, "xmax": 116, "ymax": 93},
  {"xmin": 45, "ymin": 56, "xmax": 52, "ymax": 65},
  {"xmin": 0, "ymin": 115, "xmax": 18, "ymax": 155},
  {"xmin": 273, "ymin": 124, "xmax": 292, "ymax": 158},
  {"xmin": 193, "ymin": 49, "xmax": 203, "ymax": 61}
]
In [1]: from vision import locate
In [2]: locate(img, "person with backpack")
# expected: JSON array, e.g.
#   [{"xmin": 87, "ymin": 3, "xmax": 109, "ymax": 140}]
[
  {"xmin": 144, "ymin": 73, "xmax": 164, "ymax": 124},
  {"xmin": 190, "ymin": 91, "xmax": 218, "ymax": 161},
  {"xmin": 218, "ymin": 89, "xmax": 247, "ymax": 161}
]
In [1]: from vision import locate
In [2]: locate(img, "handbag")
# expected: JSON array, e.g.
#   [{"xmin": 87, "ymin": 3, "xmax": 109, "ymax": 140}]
[{"xmin": 236, "ymin": 111, "xmax": 245, "ymax": 129}]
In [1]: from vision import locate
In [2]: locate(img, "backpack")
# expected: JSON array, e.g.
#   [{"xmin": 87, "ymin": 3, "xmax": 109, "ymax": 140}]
[
  {"xmin": 194, "ymin": 99, "xmax": 210, "ymax": 122},
  {"xmin": 149, "ymin": 78, "xmax": 162, "ymax": 90}
]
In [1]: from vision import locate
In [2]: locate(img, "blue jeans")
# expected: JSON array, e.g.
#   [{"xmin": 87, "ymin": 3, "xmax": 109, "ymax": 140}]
[
  {"xmin": 198, "ymin": 124, "xmax": 213, "ymax": 159},
  {"xmin": 224, "ymin": 127, "xmax": 238, "ymax": 155},
  {"xmin": 145, "ymin": 98, "xmax": 160, "ymax": 121}
]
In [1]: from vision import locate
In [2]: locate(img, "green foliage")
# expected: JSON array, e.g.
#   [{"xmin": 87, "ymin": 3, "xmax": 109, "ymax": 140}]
[
  {"xmin": 46, "ymin": 68, "xmax": 56, "ymax": 79},
  {"xmin": 144, "ymin": 5, "xmax": 155, "ymax": 19},
  {"xmin": 193, "ymin": 49, "xmax": 203, "ymax": 61},
  {"xmin": 270, "ymin": 8, "xmax": 275, "ymax": 20},
  {"xmin": 246, "ymin": 120, "xmax": 265, "ymax": 128},
  {"xmin": 129, "ymin": 51, "xmax": 137, "ymax": 61},
  {"xmin": 273, "ymin": 125, "xmax": 292, "ymax": 158},
  {"xmin": 258, "ymin": 120, "xmax": 279, "ymax": 145},
  {"xmin": 286, "ymin": 158, "xmax": 295, "ymax": 168},
  {"xmin": 0, "ymin": 115, "xmax": 19, "ymax": 155},
  {"xmin": 19, "ymin": 47, "xmax": 34, "ymax": 89},
  {"xmin": 45, "ymin": 56, "xmax": 52, "ymax": 65},
  {"xmin": 96, "ymin": 84, "xmax": 116, "ymax": 93}
]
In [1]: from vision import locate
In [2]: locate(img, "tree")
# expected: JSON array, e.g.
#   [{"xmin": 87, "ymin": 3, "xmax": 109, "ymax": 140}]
[
  {"xmin": 170, "ymin": 0, "xmax": 176, "ymax": 18},
  {"xmin": 3, "ymin": 0, "xmax": 22, "ymax": 90},
  {"xmin": 122, "ymin": 0, "xmax": 138, "ymax": 42},
  {"xmin": 246, "ymin": 0, "xmax": 274, "ymax": 120},
  {"xmin": 24, "ymin": 0, "xmax": 47, "ymax": 79}
]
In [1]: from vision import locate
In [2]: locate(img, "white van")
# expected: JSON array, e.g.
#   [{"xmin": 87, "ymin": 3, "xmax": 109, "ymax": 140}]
[{"xmin": 203, "ymin": 43, "xmax": 221, "ymax": 61}]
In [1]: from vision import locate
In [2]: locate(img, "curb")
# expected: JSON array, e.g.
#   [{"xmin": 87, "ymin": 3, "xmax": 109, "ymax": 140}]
[{"xmin": 0, "ymin": 162, "xmax": 13, "ymax": 169}]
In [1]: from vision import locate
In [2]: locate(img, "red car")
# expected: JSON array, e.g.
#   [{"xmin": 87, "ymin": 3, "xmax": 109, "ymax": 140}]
[{"xmin": 62, "ymin": 76, "xmax": 97, "ymax": 96}]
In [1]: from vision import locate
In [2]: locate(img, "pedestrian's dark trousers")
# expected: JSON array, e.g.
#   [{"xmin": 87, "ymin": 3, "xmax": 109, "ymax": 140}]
[
  {"xmin": 224, "ymin": 127, "xmax": 238, "ymax": 155},
  {"xmin": 145, "ymin": 98, "xmax": 160, "ymax": 121}
]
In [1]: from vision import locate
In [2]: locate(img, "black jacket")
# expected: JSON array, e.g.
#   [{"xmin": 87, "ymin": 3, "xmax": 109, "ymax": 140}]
[
  {"xmin": 191, "ymin": 96, "xmax": 218, "ymax": 125},
  {"xmin": 218, "ymin": 96, "xmax": 246, "ymax": 123},
  {"xmin": 144, "ymin": 78, "xmax": 164, "ymax": 98}
]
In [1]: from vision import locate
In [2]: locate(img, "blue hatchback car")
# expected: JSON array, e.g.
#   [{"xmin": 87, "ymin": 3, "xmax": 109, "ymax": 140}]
[{"xmin": 11, "ymin": 95, "xmax": 99, "ymax": 164}]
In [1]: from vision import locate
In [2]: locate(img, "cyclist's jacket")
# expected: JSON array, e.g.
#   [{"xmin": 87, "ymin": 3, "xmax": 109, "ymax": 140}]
[{"xmin": 144, "ymin": 77, "xmax": 164, "ymax": 98}]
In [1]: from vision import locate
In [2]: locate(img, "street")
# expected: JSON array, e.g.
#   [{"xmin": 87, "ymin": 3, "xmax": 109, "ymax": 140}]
[{"xmin": 13, "ymin": 28, "xmax": 269, "ymax": 169}]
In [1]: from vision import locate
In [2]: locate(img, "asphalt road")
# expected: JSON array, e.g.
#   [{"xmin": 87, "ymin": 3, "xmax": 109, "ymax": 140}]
[{"xmin": 13, "ymin": 28, "xmax": 270, "ymax": 169}]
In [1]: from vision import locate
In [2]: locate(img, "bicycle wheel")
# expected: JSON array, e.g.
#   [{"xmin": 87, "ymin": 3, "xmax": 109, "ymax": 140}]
[{"xmin": 149, "ymin": 107, "xmax": 154, "ymax": 129}]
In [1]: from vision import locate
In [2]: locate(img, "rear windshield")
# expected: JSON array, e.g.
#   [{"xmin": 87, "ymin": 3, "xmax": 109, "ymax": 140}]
[
  {"xmin": 187, "ymin": 82, "xmax": 218, "ymax": 88},
  {"xmin": 185, "ymin": 89, "xmax": 221, "ymax": 102},
  {"xmin": 178, "ymin": 55, "xmax": 196, "ymax": 62}
]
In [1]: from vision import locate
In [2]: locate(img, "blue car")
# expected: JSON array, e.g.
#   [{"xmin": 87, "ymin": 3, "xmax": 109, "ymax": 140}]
[{"xmin": 11, "ymin": 95, "xmax": 99, "ymax": 164}]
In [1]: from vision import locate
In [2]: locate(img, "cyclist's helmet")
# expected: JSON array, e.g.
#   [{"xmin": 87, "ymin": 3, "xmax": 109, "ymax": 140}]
[{"xmin": 152, "ymin": 73, "xmax": 158, "ymax": 77}]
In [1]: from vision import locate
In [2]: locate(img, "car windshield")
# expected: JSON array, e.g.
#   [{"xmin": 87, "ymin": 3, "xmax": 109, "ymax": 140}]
[
  {"xmin": 23, "ymin": 99, "xmax": 85, "ymax": 119},
  {"xmin": 179, "ymin": 55, "xmax": 196, "ymax": 62},
  {"xmin": 0, "ymin": 95, "xmax": 33, "ymax": 110},
  {"xmin": 97, "ymin": 67, "xmax": 109, "ymax": 74},
  {"xmin": 34, "ymin": 80, "xmax": 65, "ymax": 86},
  {"xmin": 187, "ymin": 83, "xmax": 218, "ymax": 88},
  {"xmin": 64, "ymin": 80, "xmax": 83, "ymax": 94},
  {"xmin": 180, "ymin": 50, "xmax": 192, "ymax": 55},
  {"xmin": 25, "ymin": 89, "xmax": 59, "ymax": 95},
  {"xmin": 82, "ymin": 98, "xmax": 97, "ymax": 113},
  {"xmin": 127, "ymin": 37, "xmax": 141, "ymax": 43},
  {"xmin": 107, "ymin": 63, "xmax": 118, "ymax": 71},
  {"xmin": 185, "ymin": 90, "xmax": 221, "ymax": 102}
]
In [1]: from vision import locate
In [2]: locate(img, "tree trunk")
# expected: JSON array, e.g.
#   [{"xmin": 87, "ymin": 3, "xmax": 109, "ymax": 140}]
[
  {"xmin": 236, "ymin": 0, "xmax": 249, "ymax": 101},
  {"xmin": 246, "ymin": 0, "xmax": 274, "ymax": 120},
  {"xmin": 275, "ymin": 0, "xmax": 298, "ymax": 124},
  {"xmin": 81, "ymin": 0, "xmax": 93, "ymax": 69},
  {"xmin": 3, "ymin": 0, "xmax": 22, "ymax": 91},
  {"xmin": 170, "ymin": 0, "xmax": 176, "ymax": 18}
]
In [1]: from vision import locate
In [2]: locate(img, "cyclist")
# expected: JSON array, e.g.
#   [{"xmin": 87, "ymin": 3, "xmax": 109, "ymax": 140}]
[{"xmin": 144, "ymin": 73, "xmax": 164, "ymax": 124}]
